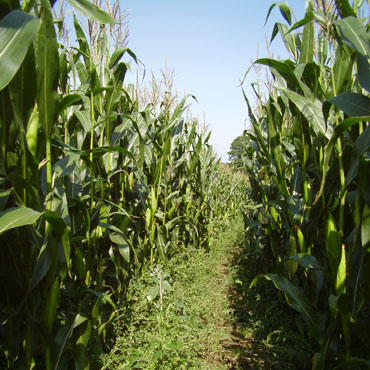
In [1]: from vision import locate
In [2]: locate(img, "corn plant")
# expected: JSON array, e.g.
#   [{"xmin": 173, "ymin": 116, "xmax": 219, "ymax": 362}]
[
  {"xmin": 242, "ymin": 0, "xmax": 370, "ymax": 368},
  {"xmin": 0, "ymin": 0, "xmax": 243, "ymax": 368}
]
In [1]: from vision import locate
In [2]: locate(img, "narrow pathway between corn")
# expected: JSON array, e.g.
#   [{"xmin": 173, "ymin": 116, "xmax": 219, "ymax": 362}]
[{"xmin": 101, "ymin": 217, "xmax": 310, "ymax": 369}]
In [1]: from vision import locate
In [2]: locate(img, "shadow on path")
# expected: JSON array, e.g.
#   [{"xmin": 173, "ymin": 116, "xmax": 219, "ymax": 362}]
[{"xmin": 219, "ymin": 245, "xmax": 312, "ymax": 370}]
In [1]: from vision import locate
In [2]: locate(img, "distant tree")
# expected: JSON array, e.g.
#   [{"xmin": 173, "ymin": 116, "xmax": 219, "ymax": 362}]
[{"xmin": 228, "ymin": 132, "xmax": 250, "ymax": 169}]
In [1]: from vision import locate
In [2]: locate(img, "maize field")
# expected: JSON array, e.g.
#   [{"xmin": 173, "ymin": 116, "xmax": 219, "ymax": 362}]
[
  {"xmin": 0, "ymin": 0, "xmax": 245, "ymax": 368},
  {"xmin": 237, "ymin": 0, "xmax": 370, "ymax": 368},
  {"xmin": 1, "ymin": 0, "xmax": 370, "ymax": 369}
]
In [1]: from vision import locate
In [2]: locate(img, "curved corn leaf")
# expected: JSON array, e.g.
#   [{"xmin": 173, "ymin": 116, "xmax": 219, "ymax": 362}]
[
  {"xmin": 255, "ymin": 58, "xmax": 299, "ymax": 88},
  {"xmin": 333, "ymin": 358, "xmax": 370, "ymax": 369},
  {"xmin": 0, "ymin": 206, "xmax": 41, "ymax": 235},
  {"xmin": 36, "ymin": 0, "xmax": 59, "ymax": 138},
  {"xmin": 286, "ymin": 12, "xmax": 314, "ymax": 34},
  {"xmin": 357, "ymin": 54, "xmax": 370, "ymax": 93},
  {"xmin": 66, "ymin": 0, "xmax": 116, "ymax": 24},
  {"xmin": 333, "ymin": 44, "xmax": 354, "ymax": 95},
  {"xmin": 326, "ymin": 212, "xmax": 341, "ymax": 277},
  {"xmin": 109, "ymin": 232, "xmax": 130, "ymax": 263},
  {"xmin": 329, "ymin": 92, "xmax": 370, "ymax": 117},
  {"xmin": 335, "ymin": 0, "xmax": 356, "ymax": 18},
  {"xmin": 265, "ymin": 273, "xmax": 320, "ymax": 336},
  {"xmin": 0, "ymin": 10, "xmax": 40, "ymax": 90},
  {"xmin": 335, "ymin": 245, "xmax": 346, "ymax": 295},
  {"xmin": 315, "ymin": 116, "xmax": 370, "ymax": 203},
  {"xmin": 285, "ymin": 253, "xmax": 323, "ymax": 270},
  {"xmin": 346, "ymin": 124, "xmax": 370, "ymax": 185},
  {"xmin": 299, "ymin": 4, "xmax": 314, "ymax": 64},
  {"xmin": 362, "ymin": 204, "xmax": 370, "ymax": 250},
  {"xmin": 108, "ymin": 47, "xmax": 138, "ymax": 69},
  {"xmin": 335, "ymin": 17, "xmax": 370, "ymax": 55},
  {"xmin": 264, "ymin": 2, "xmax": 292, "ymax": 26},
  {"xmin": 52, "ymin": 314, "xmax": 88, "ymax": 370},
  {"xmin": 278, "ymin": 87, "xmax": 330, "ymax": 138}
]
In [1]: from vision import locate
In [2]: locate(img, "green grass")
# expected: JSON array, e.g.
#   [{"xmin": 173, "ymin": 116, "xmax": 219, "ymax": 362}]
[
  {"xmin": 99, "ymin": 219, "xmax": 240, "ymax": 369},
  {"xmin": 99, "ymin": 217, "xmax": 312, "ymax": 369}
]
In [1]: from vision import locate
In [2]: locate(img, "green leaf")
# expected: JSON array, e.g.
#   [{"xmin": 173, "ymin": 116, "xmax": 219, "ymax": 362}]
[
  {"xmin": 0, "ymin": 189, "xmax": 11, "ymax": 212},
  {"xmin": 357, "ymin": 54, "xmax": 370, "ymax": 93},
  {"xmin": 278, "ymin": 87, "xmax": 330, "ymax": 138},
  {"xmin": 0, "ymin": 10, "xmax": 40, "ymax": 90},
  {"xmin": 108, "ymin": 47, "xmax": 138, "ymax": 69},
  {"xmin": 313, "ymin": 338, "xmax": 330, "ymax": 370},
  {"xmin": 286, "ymin": 12, "xmax": 314, "ymax": 34},
  {"xmin": 333, "ymin": 358, "xmax": 370, "ymax": 369},
  {"xmin": 52, "ymin": 314, "xmax": 88, "ymax": 370},
  {"xmin": 335, "ymin": 245, "xmax": 346, "ymax": 295},
  {"xmin": 255, "ymin": 58, "xmax": 299, "ymax": 88},
  {"xmin": 333, "ymin": 45, "xmax": 354, "ymax": 95},
  {"xmin": 66, "ymin": 0, "xmax": 116, "ymax": 24},
  {"xmin": 335, "ymin": 17, "xmax": 370, "ymax": 56},
  {"xmin": 80, "ymin": 146, "xmax": 134, "ymax": 163},
  {"xmin": 326, "ymin": 212, "xmax": 341, "ymax": 276},
  {"xmin": 286, "ymin": 253, "xmax": 323, "ymax": 270},
  {"xmin": 329, "ymin": 92, "xmax": 370, "ymax": 117},
  {"xmin": 58, "ymin": 93, "xmax": 83, "ymax": 113},
  {"xmin": 265, "ymin": 273, "xmax": 320, "ymax": 336},
  {"xmin": 299, "ymin": 7, "xmax": 314, "ymax": 64},
  {"xmin": 36, "ymin": 0, "xmax": 59, "ymax": 138},
  {"xmin": 109, "ymin": 232, "xmax": 130, "ymax": 263},
  {"xmin": 362, "ymin": 204, "xmax": 370, "ymax": 250},
  {"xmin": 314, "ymin": 116, "xmax": 370, "ymax": 203},
  {"xmin": 42, "ymin": 210, "xmax": 67, "ymax": 239},
  {"xmin": 265, "ymin": 2, "xmax": 291, "ymax": 26},
  {"xmin": 0, "ymin": 206, "xmax": 41, "ymax": 235},
  {"xmin": 346, "ymin": 124, "xmax": 370, "ymax": 185},
  {"xmin": 334, "ymin": 0, "xmax": 357, "ymax": 18}
]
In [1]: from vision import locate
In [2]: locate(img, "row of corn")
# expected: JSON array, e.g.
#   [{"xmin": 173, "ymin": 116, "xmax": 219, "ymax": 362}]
[
  {"xmin": 237, "ymin": 1, "xmax": 370, "ymax": 368},
  {"xmin": 0, "ymin": 1, "xmax": 246, "ymax": 368}
]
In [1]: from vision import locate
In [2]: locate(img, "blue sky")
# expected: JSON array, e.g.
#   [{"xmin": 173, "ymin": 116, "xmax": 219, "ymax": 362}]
[{"xmin": 122, "ymin": 0, "xmax": 305, "ymax": 161}]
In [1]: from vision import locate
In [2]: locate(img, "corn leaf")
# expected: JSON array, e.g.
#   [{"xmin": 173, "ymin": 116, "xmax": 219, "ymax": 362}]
[
  {"xmin": 334, "ymin": 0, "xmax": 356, "ymax": 18},
  {"xmin": 335, "ymin": 245, "xmax": 346, "ymax": 295},
  {"xmin": 278, "ymin": 87, "xmax": 330, "ymax": 138},
  {"xmin": 356, "ymin": 54, "xmax": 370, "ymax": 93},
  {"xmin": 66, "ymin": 0, "xmax": 116, "ymax": 24},
  {"xmin": 109, "ymin": 232, "xmax": 130, "ymax": 263},
  {"xmin": 286, "ymin": 253, "xmax": 323, "ymax": 270},
  {"xmin": 335, "ymin": 17, "xmax": 370, "ymax": 55},
  {"xmin": 315, "ymin": 116, "xmax": 370, "ymax": 203},
  {"xmin": 362, "ymin": 204, "xmax": 370, "ymax": 250},
  {"xmin": 333, "ymin": 45, "xmax": 354, "ymax": 95},
  {"xmin": 265, "ymin": 273, "xmax": 320, "ymax": 336},
  {"xmin": 299, "ymin": 5, "xmax": 314, "ymax": 64},
  {"xmin": 0, "ymin": 10, "xmax": 40, "ymax": 90},
  {"xmin": 52, "ymin": 314, "xmax": 88, "ymax": 370},
  {"xmin": 329, "ymin": 92, "xmax": 370, "ymax": 117},
  {"xmin": 36, "ymin": 0, "xmax": 59, "ymax": 137},
  {"xmin": 346, "ymin": 124, "xmax": 370, "ymax": 185},
  {"xmin": 326, "ymin": 212, "xmax": 341, "ymax": 277},
  {"xmin": 264, "ymin": 2, "xmax": 292, "ymax": 26},
  {"xmin": 0, "ymin": 206, "xmax": 41, "ymax": 235}
]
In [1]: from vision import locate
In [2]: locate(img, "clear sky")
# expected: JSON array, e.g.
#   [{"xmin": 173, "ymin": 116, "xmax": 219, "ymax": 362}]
[{"xmin": 121, "ymin": 0, "xmax": 305, "ymax": 161}]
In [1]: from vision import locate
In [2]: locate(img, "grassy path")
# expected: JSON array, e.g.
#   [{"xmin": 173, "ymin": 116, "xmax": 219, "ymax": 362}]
[{"xmin": 99, "ymin": 218, "xmax": 311, "ymax": 369}]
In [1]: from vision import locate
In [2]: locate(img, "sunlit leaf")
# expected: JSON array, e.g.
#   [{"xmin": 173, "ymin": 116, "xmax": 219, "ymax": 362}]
[
  {"xmin": 0, "ymin": 206, "xmax": 41, "ymax": 235},
  {"xmin": 66, "ymin": 0, "xmax": 116, "ymax": 24},
  {"xmin": 0, "ymin": 10, "xmax": 40, "ymax": 90}
]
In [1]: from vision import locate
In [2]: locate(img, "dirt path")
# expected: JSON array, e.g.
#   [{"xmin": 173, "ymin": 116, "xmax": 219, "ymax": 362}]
[
  {"xmin": 205, "ymin": 246, "xmax": 261, "ymax": 370},
  {"xmin": 100, "ymin": 218, "xmax": 311, "ymax": 369},
  {"xmin": 204, "ymin": 233, "xmax": 312, "ymax": 370}
]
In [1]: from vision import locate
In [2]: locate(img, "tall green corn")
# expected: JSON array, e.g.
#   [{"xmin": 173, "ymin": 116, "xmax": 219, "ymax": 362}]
[
  {"xmin": 0, "ymin": 1, "xmax": 243, "ymax": 367},
  {"xmin": 242, "ymin": 1, "xmax": 370, "ymax": 367}
]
